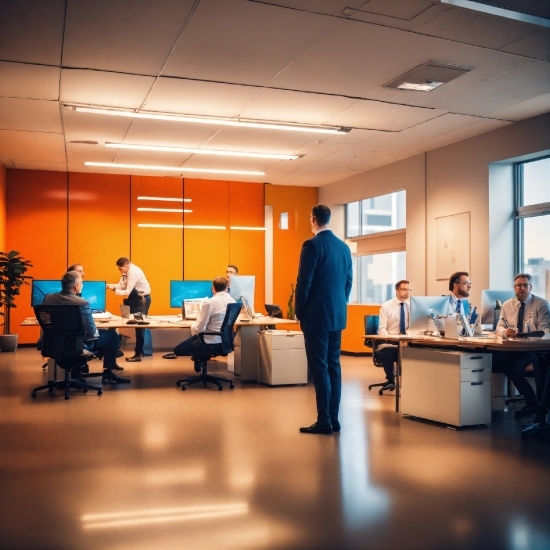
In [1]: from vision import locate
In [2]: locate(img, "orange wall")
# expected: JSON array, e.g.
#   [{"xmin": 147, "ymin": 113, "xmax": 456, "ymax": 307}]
[
  {"xmin": 342, "ymin": 304, "xmax": 381, "ymax": 353},
  {"xmin": 0, "ymin": 162, "xmax": 6, "ymax": 251},
  {"xmin": 265, "ymin": 185, "xmax": 318, "ymax": 317}
]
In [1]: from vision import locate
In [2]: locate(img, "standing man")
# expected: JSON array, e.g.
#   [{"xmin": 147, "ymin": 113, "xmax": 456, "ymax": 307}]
[
  {"xmin": 494, "ymin": 273, "xmax": 550, "ymax": 417},
  {"xmin": 376, "ymin": 280, "xmax": 411, "ymax": 390},
  {"xmin": 225, "ymin": 265, "xmax": 238, "ymax": 293},
  {"xmin": 447, "ymin": 271, "xmax": 471, "ymax": 316},
  {"xmin": 107, "ymin": 257, "xmax": 151, "ymax": 362},
  {"xmin": 295, "ymin": 204, "xmax": 353, "ymax": 435}
]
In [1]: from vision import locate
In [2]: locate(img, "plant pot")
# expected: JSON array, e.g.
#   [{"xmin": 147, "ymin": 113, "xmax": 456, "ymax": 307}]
[{"xmin": 0, "ymin": 334, "xmax": 18, "ymax": 352}]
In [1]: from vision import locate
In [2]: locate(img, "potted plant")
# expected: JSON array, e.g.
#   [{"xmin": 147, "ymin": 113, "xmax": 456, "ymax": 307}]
[
  {"xmin": 0, "ymin": 251, "xmax": 33, "ymax": 352},
  {"xmin": 287, "ymin": 282, "xmax": 295, "ymax": 320}
]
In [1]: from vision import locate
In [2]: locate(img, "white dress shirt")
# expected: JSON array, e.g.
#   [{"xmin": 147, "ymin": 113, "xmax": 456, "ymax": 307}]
[
  {"xmin": 496, "ymin": 293, "xmax": 550, "ymax": 335},
  {"xmin": 114, "ymin": 263, "xmax": 151, "ymax": 297},
  {"xmin": 378, "ymin": 297, "xmax": 410, "ymax": 336},
  {"xmin": 446, "ymin": 294, "xmax": 468, "ymax": 316},
  {"xmin": 191, "ymin": 291, "xmax": 236, "ymax": 344}
]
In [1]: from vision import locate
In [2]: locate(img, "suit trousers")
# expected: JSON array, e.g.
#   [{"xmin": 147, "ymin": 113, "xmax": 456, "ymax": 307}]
[
  {"xmin": 174, "ymin": 335, "xmax": 202, "ymax": 356},
  {"xmin": 303, "ymin": 330, "xmax": 342, "ymax": 426},
  {"xmin": 134, "ymin": 294, "xmax": 151, "ymax": 355},
  {"xmin": 374, "ymin": 345, "xmax": 397, "ymax": 384},
  {"xmin": 492, "ymin": 350, "xmax": 537, "ymax": 404},
  {"xmin": 85, "ymin": 329, "xmax": 119, "ymax": 371}
]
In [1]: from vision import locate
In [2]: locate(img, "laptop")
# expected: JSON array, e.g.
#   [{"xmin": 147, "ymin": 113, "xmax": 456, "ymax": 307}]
[{"xmin": 183, "ymin": 299, "xmax": 208, "ymax": 320}]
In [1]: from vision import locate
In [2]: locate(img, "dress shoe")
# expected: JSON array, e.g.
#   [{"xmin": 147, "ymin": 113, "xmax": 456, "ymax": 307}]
[
  {"xmin": 299, "ymin": 423, "xmax": 333, "ymax": 435},
  {"xmin": 515, "ymin": 401, "xmax": 541, "ymax": 418},
  {"xmin": 111, "ymin": 364, "xmax": 124, "ymax": 371},
  {"xmin": 102, "ymin": 371, "xmax": 131, "ymax": 384},
  {"xmin": 162, "ymin": 352, "xmax": 177, "ymax": 359},
  {"xmin": 125, "ymin": 354, "xmax": 142, "ymax": 363},
  {"xmin": 331, "ymin": 421, "xmax": 341, "ymax": 433},
  {"xmin": 116, "ymin": 350, "xmax": 124, "ymax": 358}
]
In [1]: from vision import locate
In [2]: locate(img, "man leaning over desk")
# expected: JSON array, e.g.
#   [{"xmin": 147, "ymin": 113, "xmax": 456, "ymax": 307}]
[
  {"xmin": 493, "ymin": 273, "xmax": 550, "ymax": 419},
  {"xmin": 376, "ymin": 280, "xmax": 411, "ymax": 391}
]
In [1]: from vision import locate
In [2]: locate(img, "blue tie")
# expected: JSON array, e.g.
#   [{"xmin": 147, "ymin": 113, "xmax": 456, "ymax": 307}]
[
  {"xmin": 399, "ymin": 302, "xmax": 406, "ymax": 335},
  {"xmin": 456, "ymin": 299, "xmax": 462, "ymax": 314},
  {"xmin": 517, "ymin": 302, "xmax": 525, "ymax": 332}
]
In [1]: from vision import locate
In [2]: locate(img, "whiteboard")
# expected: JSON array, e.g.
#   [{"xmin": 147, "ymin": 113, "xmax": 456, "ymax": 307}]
[{"xmin": 435, "ymin": 212, "xmax": 470, "ymax": 280}]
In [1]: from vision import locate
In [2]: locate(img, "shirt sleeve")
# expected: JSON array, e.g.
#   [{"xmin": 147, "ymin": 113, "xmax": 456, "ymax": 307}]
[
  {"xmin": 191, "ymin": 302, "xmax": 212, "ymax": 336},
  {"xmin": 378, "ymin": 303, "xmax": 389, "ymax": 336},
  {"xmin": 536, "ymin": 299, "xmax": 550, "ymax": 331},
  {"xmin": 81, "ymin": 302, "xmax": 100, "ymax": 338},
  {"xmin": 115, "ymin": 272, "xmax": 137, "ymax": 297},
  {"xmin": 495, "ymin": 305, "xmax": 508, "ymax": 336}
]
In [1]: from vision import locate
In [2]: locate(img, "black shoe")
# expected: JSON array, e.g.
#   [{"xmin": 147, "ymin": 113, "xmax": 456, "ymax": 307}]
[
  {"xmin": 126, "ymin": 354, "xmax": 142, "ymax": 363},
  {"xmin": 102, "ymin": 371, "xmax": 131, "ymax": 384},
  {"xmin": 331, "ymin": 421, "xmax": 341, "ymax": 433},
  {"xmin": 116, "ymin": 350, "xmax": 124, "ymax": 358},
  {"xmin": 162, "ymin": 353, "xmax": 177, "ymax": 359},
  {"xmin": 111, "ymin": 364, "xmax": 124, "ymax": 371},
  {"xmin": 515, "ymin": 401, "xmax": 541, "ymax": 418},
  {"xmin": 299, "ymin": 423, "xmax": 333, "ymax": 435}
]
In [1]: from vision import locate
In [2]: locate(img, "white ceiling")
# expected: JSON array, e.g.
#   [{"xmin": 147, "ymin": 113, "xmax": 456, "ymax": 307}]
[{"xmin": 0, "ymin": 0, "xmax": 549, "ymax": 186}]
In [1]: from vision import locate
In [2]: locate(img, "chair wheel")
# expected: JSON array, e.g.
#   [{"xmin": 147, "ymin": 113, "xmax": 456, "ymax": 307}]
[
  {"xmin": 83, "ymin": 388, "xmax": 88, "ymax": 393},
  {"xmin": 181, "ymin": 385, "xmax": 186, "ymax": 391},
  {"xmin": 31, "ymin": 391, "xmax": 36, "ymax": 397},
  {"xmin": 176, "ymin": 381, "xmax": 181, "ymax": 387},
  {"xmin": 229, "ymin": 383, "xmax": 234, "ymax": 389},
  {"xmin": 97, "ymin": 389, "xmax": 102, "ymax": 396},
  {"xmin": 379, "ymin": 390, "xmax": 383, "ymax": 395},
  {"xmin": 65, "ymin": 395, "xmax": 70, "ymax": 400},
  {"xmin": 218, "ymin": 386, "xmax": 223, "ymax": 391}
]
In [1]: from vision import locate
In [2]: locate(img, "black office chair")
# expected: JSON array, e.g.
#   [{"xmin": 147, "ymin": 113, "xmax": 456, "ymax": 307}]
[
  {"xmin": 31, "ymin": 305, "xmax": 102, "ymax": 400},
  {"xmin": 176, "ymin": 302, "xmax": 241, "ymax": 391},
  {"xmin": 365, "ymin": 314, "xmax": 396, "ymax": 395},
  {"xmin": 522, "ymin": 352, "xmax": 550, "ymax": 439}
]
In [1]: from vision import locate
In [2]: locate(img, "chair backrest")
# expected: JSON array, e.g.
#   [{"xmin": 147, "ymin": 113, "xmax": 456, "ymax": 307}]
[
  {"xmin": 219, "ymin": 303, "xmax": 243, "ymax": 354},
  {"xmin": 34, "ymin": 305, "xmax": 84, "ymax": 360},
  {"xmin": 364, "ymin": 314, "xmax": 379, "ymax": 347}
]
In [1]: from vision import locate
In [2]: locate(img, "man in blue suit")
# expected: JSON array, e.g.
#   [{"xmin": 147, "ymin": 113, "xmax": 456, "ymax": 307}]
[{"xmin": 295, "ymin": 205, "xmax": 353, "ymax": 435}]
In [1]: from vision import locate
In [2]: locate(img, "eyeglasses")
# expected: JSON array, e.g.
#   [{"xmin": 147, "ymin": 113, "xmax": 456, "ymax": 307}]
[
  {"xmin": 514, "ymin": 283, "xmax": 531, "ymax": 288},
  {"xmin": 398, "ymin": 288, "xmax": 411, "ymax": 292},
  {"xmin": 457, "ymin": 281, "xmax": 472, "ymax": 286}
]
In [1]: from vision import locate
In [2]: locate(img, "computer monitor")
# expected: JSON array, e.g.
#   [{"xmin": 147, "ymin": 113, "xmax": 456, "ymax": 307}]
[
  {"xmin": 480, "ymin": 289, "xmax": 515, "ymax": 326},
  {"xmin": 409, "ymin": 296, "xmax": 449, "ymax": 334},
  {"xmin": 229, "ymin": 275, "xmax": 255, "ymax": 311},
  {"xmin": 31, "ymin": 280, "xmax": 107, "ymax": 312},
  {"xmin": 170, "ymin": 280, "xmax": 212, "ymax": 308},
  {"xmin": 265, "ymin": 304, "xmax": 283, "ymax": 318}
]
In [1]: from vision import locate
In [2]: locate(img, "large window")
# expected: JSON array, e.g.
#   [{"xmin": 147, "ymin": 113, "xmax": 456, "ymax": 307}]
[{"xmin": 515, "ymin": 156, "xmax": 550, "ymax": 300}]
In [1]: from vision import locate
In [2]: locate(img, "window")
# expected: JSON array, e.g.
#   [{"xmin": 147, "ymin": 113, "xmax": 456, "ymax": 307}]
[
  {"xmin": 515, "ymin": 156, "xmax": 550, "ymax": 300},
  {"xmin": 346, "ymin": 191, "xmax": 406, "ymax": 238}
]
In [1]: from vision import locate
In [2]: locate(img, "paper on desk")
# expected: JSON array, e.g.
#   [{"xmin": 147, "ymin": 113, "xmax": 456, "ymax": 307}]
[{"xmin": 92, "ymin": 312, "xmax": 112, "ymax": 319}]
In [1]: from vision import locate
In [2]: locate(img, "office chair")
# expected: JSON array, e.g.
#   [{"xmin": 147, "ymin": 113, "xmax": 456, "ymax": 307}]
[
  {"xmin": 365, "ymin": 314, "xmax": 396, "ymax": 395},
  {"xmin": 522, "ymin": 352, "xmax": 550, "ymax": 440},
  {"xmin": 31, "ymin": 305, "xmax": 102, "ymax": 400},
  {"xmin": 176, "ymin": 302, "xmax": 241, "ymax": 391}
]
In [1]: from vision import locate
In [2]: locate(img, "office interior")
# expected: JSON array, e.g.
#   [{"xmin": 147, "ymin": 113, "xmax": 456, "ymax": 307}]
[{"xmin": 0, "ymin": 1, "xmax": 549, "ymax": 549}]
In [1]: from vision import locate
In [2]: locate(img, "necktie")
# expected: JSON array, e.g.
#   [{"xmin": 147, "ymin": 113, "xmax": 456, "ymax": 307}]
[
  {"xmin": 456, "ymin": 299, "xmax": 462, "ymax": 314},
  {"xmin": 399, "ymin": 302, "xmax": 406, "ymax": 335},
  {"xmin": 517, "ymin": 301, "xmax": 525, "ymax": 332}
]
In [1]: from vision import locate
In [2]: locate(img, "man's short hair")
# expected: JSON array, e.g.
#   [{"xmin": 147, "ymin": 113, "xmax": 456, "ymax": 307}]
[
  {"xmin": 227, "ymin": 264, "xmax": 238, "ymax": 274},
  {"xmin": 395, "ymin": 279, "xmax": 409, "ymax": 291},
  {"xmin": 514, "ymin": 273, "xmax": 532, "ymax": 283},
  {"xmin": 213, "ymin": 277, "xmax": 228, "ymax": 292},
  {"xmin": 67, "ymin": 263, "xmax": 82, "ymax": 272},
  {"xmin": 312, "ymin": 204, "xmax": 331, "ymax": 226},
  {"xmin": 449, "ymin": 271, "xmax": 469, "ymax": 291},
  {"xmin": 61, "ymin": 270, "xmax": 80, "ymax": 292},
  {"xmin": 116, "ymin": 257, "xmax": 130, "ymax": 267}
]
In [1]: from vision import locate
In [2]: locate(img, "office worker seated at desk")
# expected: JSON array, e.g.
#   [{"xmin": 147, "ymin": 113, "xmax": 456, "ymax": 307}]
[
  {"xmin": 43, "ymin": 271, "xmax": 129, "ymax": 384},
  {"xmin": 376, "ymin": 280, "xmax": 411, "ymax": 389},
  {"xmin": 225, "ymin": 264, "xmax": 238, "ymax": 293},
  {"xmin": 169, "ymin": 277, "xmax": 236, "ymax": 365},
  {"xmin": 447, "ymin": 271, "xmax": 471, "ymax": 315},
  {"xmin": 494, "ymin": 273, "xmax": 550, "ymax": 418},
  {"xmin": 107, "ymin": 257, "xmax": 151, "ymax": 363}
]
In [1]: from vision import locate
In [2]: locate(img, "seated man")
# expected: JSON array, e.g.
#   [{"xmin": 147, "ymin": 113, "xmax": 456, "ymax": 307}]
[
  {"xmin": 376, "ymin": 280, "xmax": 411, "ymax": 390},
  {"xmin": 167, "ymin": 277, "xmax": 235, "ymax": 364},
  {"xmin": 43, "ymin": 270, "xmax": 129, "ymax": 384},
  {"xmin": 446, "ymin": 271, "xmax": 471, "ymax": 316},
  {"xmin": 494, "ymin": 273, "xmax": 550, "ymax": 417}
]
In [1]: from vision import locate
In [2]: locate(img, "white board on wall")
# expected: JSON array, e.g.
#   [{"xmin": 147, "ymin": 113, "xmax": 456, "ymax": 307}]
[{"xmin": 435, "ymin": 212, "xmax": 470, "ymax": 280}]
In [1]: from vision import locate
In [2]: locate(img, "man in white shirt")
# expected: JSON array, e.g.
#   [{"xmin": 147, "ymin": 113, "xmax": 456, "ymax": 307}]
[
  {"xmin": 376, "ymin": 280, "xmax": 411, "ymax": 389},
  {"xmin": 107, "ymin": 257, "xmax": 151, "ymax": 362},
  {"xmin": 171, "ymin": 277, "xmax": 236, "ymax": 362},
  {"xmin": 447, "ymin": 271, "xmax": 471, "ymax": 316},
  {"xmin": 493, "ymin": 273, "xmax": 550, "ymax": 418}
]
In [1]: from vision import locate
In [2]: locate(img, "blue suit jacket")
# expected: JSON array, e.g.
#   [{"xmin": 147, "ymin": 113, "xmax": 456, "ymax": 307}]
[{"xmin": 295, "ymin": 229, "xmax": 353, "ymax": 333}]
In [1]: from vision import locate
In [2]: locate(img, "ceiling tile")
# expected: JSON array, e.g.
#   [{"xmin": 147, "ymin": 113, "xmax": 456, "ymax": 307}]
[
  {"xmin": 239, "ymin": 88, "xmax": 356, "ymax": 125},
  {"xmin": 413, "ymin": 6, "xmax": 481, "ymax": 36},
  {"xmin": 10, "ymin": 160, "xmax": 67, "ymax": 171},
  {"xmin": 272, "ymin": 159, "xmax": 363, "ymax": 186},
  {"xmin": 162, "ymin": 0, "xmax": 337, "ymax": 85},
  {"xmin": 0, "ymin": 0, "xmax": 65, "ymax": 65},
  {"xmin": 143, "ymin": 78, "xmax": 261, "ymax": 118},
  {"xmin": 500, "ymin": 28, "xmax": 550, "ymax": 61},
  {"xmin": 255, "ymin": 0, "xmax": 366, "ymax": 17},
  {"xmin": 0, "ymin": 62, "xmax": 60, "ymax": 101},
  {"xmin": 486, "ymin": 93, "xmax": 550, "ymax": 121},
  {"xmin": 321, "ymin": 128, "xmax": 388, "ymax": 146},
  {"xmin": 66, "ymin": 142, "xmax": 118, "ymax": 168},
  {"xmin": 62, "ymin": 110, "xmax": 134, "ymax": 143},
  {"xmin": 0, "ymin": 98, "xmax": 61, "ymax": 133},
  {"xmin": 61, "ymin": 69, "xmax": 155, "ymax": 109},
  {"xmin": 0, "ymin": 130, "xmax": 66, "ymax": 164},
  {"xmin": 350, "ymin": 0, "xmax": 436, "ymax": 21},
  {"xmin": 63, "ymin": 0, "xmax": 197, "ymax": 75}
]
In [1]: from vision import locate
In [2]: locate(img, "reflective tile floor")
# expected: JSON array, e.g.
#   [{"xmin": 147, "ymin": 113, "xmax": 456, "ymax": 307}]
[{"xmin": 0, "ymin": 347, "xmax": 549, "ymax": 550}]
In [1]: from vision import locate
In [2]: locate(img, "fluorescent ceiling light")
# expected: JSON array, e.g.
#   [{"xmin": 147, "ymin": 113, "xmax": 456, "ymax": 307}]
[
  {"xmin": 441, "ymin": 0, "xmax": 550, "ymax": 28},
  {"xmin": 138, "ymin": 224, "xmax": 226, "ymax": 229},
  {"xmin": 106, "ymin": 142, "xmax": 300, "ymax": 160},
  {"xmin": 230, "ymin": 226, "xmax": 266, "ymax": 231},
  {"xmin": 85, "ymin": 162, "xmax": 264, "ymax": 176},
  {"xmin": 69, "ymin": 105, "xmax": 350, "ymax": 134},
  {"xmin": 397, "ymin": 81, "xmax": 443, "ymax": 91},
  {"xmin": 137, "ymin": 208, "xmax": 192, "ymax": 213},
  {"xmin": 138, "ymin": 196, "xmax": 191, "ymax": 202}
]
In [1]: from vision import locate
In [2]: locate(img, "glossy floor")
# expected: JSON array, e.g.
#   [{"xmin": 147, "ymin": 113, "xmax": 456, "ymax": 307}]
[{"xmin": 0, "ymin": 348, "xmax": 549, "ymax": 550}]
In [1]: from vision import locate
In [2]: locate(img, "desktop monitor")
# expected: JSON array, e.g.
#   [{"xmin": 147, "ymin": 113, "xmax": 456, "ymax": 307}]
[
  {"xmin": 31, "ymin": 280, "xmax": 107, "ymax": 312},
  {"xmin": 480, "ymin": 289, "xmax": 515, "ymax": 326},
  {"xmin": 409, "ymin": 296, "xmax": 449, "ymax": 334},
  {"xmin": 170, "ymin": 280, "xmax": 212, "ymax": 308},
  {"xmin": 229, "ymin": 275, "xmax": 255, "ymax": 311}
]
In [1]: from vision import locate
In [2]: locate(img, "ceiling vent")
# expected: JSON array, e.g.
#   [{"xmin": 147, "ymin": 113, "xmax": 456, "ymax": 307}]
[{"xmin": 384, "ymin": 61, "xmax": 474, "ymax": 92}]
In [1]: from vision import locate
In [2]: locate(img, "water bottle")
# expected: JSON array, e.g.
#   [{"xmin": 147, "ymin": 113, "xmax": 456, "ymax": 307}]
[
  {"xmin": 493, "ymin": 300, "xmax": 502, "ymax": 332},
  {"xmin": 525, "ymin": 312, "xmax": 533, "ymax": 333}
]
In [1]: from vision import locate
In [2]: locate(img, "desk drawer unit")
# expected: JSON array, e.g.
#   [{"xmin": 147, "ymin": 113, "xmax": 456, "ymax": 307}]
[
  {"xmin": 259, "ymin": 330, "xmax": 307, "ymax": 385},
  {"xmin": 401, "ymin": 347, "xmax": 492, "ymax": 427}
]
